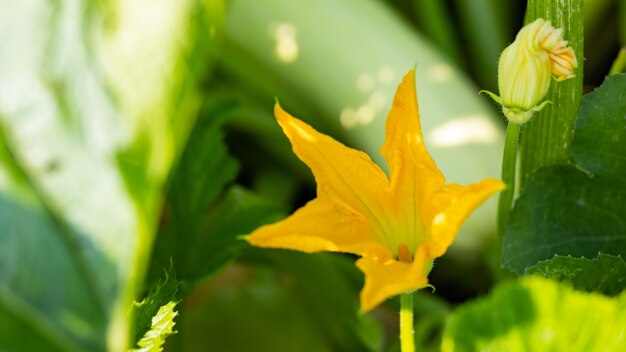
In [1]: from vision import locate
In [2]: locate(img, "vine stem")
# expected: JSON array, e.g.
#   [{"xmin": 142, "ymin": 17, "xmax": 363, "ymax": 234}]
[
  {"xmin": 497, "ymin": 122, "xmax": 521, "ymax": 238},
  {"xmin": 400, "ymin": 292, "xmax": 415, "ymax": 352}
]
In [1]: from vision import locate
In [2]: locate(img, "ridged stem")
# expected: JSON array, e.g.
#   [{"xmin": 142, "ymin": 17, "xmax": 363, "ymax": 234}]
[{"xmin": 519, "ymin": 0, "xmax": 584, "ymax": 186}]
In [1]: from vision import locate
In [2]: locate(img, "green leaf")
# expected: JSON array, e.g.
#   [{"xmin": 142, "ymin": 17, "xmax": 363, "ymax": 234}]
[
  {"xmin": 179, "ymin": 250, "xmax": 381, "ymax": 352},
  {"xmin": 181, "ymin": 186, "xmax": 282, "ymax": 285},
  {"xmin": 442, "ymin": 276, "xmax": 626, "ymax": 352},
  {"xmin": 571, "ymin": 73, "xmax": 626, "ymax": 184},
  {"xmin": 525, "ymin": 254, "xmax": 626, "ymax": 296},
  {"xmin": 130, "ymin": 266, "xmax": 180, "ymax": 346},
  {"xmin": 251, "ymin": 250, "xmax": 380, "ymax": 351},
  {"xmin": 148, "ymin": 101, "xmax": 283, "ymax": 290},
  {"xmin": 130, "ymin": 301, "xmax": 178, "ymax": 352},
  {"xmin": 502, "ymin": 165, "xmax": 626, "ymax": 274},
  {"xmin": 0, "ymin": 130, "xmax": 107, "ymax": 352},
  {"xmin": 0, "ymin": 0, "xmax": 224, "ymax": 350}
]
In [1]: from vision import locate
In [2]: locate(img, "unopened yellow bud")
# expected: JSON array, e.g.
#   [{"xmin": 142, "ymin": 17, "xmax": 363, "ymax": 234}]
[{"xmin": 483, "ymin": 19, "xmax": 577, "ymax": 124}]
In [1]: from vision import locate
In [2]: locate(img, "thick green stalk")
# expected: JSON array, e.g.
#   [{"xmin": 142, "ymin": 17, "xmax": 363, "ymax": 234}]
[
  {"xmin": 497, "ymin": 123, "xmax": 521, "ymax": 238},
  {"xmin": 400, "ymin": 293, "xmax": 415, "ymax": 352},
  {"xmin": 519, "ymin": 0, "xmax": 584, "ymax": 186}
]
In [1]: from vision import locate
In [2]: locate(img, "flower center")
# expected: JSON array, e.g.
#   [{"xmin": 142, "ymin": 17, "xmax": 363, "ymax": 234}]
[{"xmin": 397, "ymin": 243, "xmax": 413, "ymax": 263}]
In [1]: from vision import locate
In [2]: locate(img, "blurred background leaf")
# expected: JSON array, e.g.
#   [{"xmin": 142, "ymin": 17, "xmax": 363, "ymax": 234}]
[
  {"xmin": 442, "ymin": 277, "xmax": 626, "ymax": 351},
  {"xmin": 0, "ymin": 0, "xmax": 224, "ymax": 350},
  {"xmin": 174, "ymin": 251, "xmax": 381, "ymax": 352},
  {"xmin": 146, "ymin": 98, "xmax": 284, "ymax": 291}
]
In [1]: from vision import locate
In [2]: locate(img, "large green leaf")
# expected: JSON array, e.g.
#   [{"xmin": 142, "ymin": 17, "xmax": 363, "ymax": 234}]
[
  {"xmin": 502, "ymin": 74, "xmax": 626, "ymax": 277},
  {"xmin": 525, "ymin": 254, "xmax": 626, "ymax": 296},
  {"xmin": 571, "ymin": 73, "xmax": 626, "ymax": 185},
  {"xmin": 0, "ymin": 131, "xmax": 102, "ymax": 352},
  {"xmin": 502, "ymin": 165, "xmax": 626, "ymax": 273},
  {"xmin": 442, "ymin": 276, "xmax": 626, "ymax": 351},
  {"xmin": 0, "ymin": 0, "xmax": 224, "ymax": 350}
]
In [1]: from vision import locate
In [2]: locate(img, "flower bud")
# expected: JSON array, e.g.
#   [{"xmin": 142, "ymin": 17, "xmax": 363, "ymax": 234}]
[{"xmin": 483, "ymin": 19, "xmax": 577, "ymax": 124}]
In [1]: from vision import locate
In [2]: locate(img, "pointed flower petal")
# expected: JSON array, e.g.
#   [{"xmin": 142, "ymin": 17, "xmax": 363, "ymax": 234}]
[
  {"xmin": 424, "ymin": 179, "xmax": 505, "ymax": 258},
  {"xmin": 274, "ymin": 104, "xmax": 396, "ymax": 247},
  {"xmin": 248, "ymin": 198, "xmax": 390, "ymax": 257},
  {"xmin": 356, "ymin": 247, "xmax": 429, "ymax": 312},
  {"xmin": 381, "ymin": 70, "xmax": 444, "ymax": 203},
  {"xmin": 380, "ymin": 70, "xmax": 445, "ymax": 253}
]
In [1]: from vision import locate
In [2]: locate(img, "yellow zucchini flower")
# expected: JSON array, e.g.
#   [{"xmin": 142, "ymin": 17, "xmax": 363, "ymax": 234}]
[
  {"xmin": 484, "ymin": 18, "xmax": 577, "ymax": 124},
  {"xmin": 247, "ymin": 70, "xmax": 504, "ymax": 311}
]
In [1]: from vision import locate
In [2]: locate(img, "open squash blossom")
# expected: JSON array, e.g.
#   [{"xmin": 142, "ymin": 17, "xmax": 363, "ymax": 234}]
[
  {"xmin": 483, "ymin": 18, "xmax": 577, "ymax": 124},
  {"xmin": 246, "ymin": 70, "xmax": 504, "ymax": 312}
]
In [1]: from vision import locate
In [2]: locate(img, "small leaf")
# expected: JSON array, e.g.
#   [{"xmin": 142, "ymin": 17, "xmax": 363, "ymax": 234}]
[
  {"xmin": 571, "ymin": 74, "xmax": 626, "ymax": 185},
  {"xmin": 130, "ymin": 302, "xmax": 178, "ymax": 352},
  {"xmin": 525, "ymin": 253, "xmax": 626, "ymax": 296},
  {"xmin": 130, "ymin": 266, "xmax": 180, "ymax": 346},
  {"xmin": 442, "ymin": 277, "xmax": 626, "ymax": 351},
  {"xmin": 502, "ymin": 165, "xmax": 626, "ymax": 274}
]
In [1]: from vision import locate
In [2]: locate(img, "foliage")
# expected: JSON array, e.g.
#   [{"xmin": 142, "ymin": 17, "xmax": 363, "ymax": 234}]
[
  {"xmin": 503, "ymin": 75, "xmax": 626, "ymax": 286},
  {"xmin": 0, "ymin": 0, "xmax": 224, "ymax": 350},
  {"xmin": 130, "ymin": 266, "xmax": 180, "ymax": 347},
  {"xmin": 0, "ymin": 0, "xmax": 624, "ymax": 351},
  {"xmin": 442, "ymin": 276, "xmax": 626, "ymax": 352},
  {"xmin": 130, "ymin": 267, "xmax": 180, "ymax": 352},
  {"xmin": 146, "ymin": 99, "xmax": 283, "ymax": 291},
  {"xmin": 131, "ymin": 302, "xmax": 179, "ymax": 352},
  {"xmin": 526, "ymin": 254, "xmax": 626, "ymax": 296}
]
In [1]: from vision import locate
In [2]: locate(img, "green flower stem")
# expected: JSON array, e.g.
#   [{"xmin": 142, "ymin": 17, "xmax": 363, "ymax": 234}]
[
  {"xmin": 497, "ymin": 122, "xmax": 521, "ymax": 238},
  {"xmin": 400, "ymin": 292, "xmax": 415, "ymax": 352}
]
